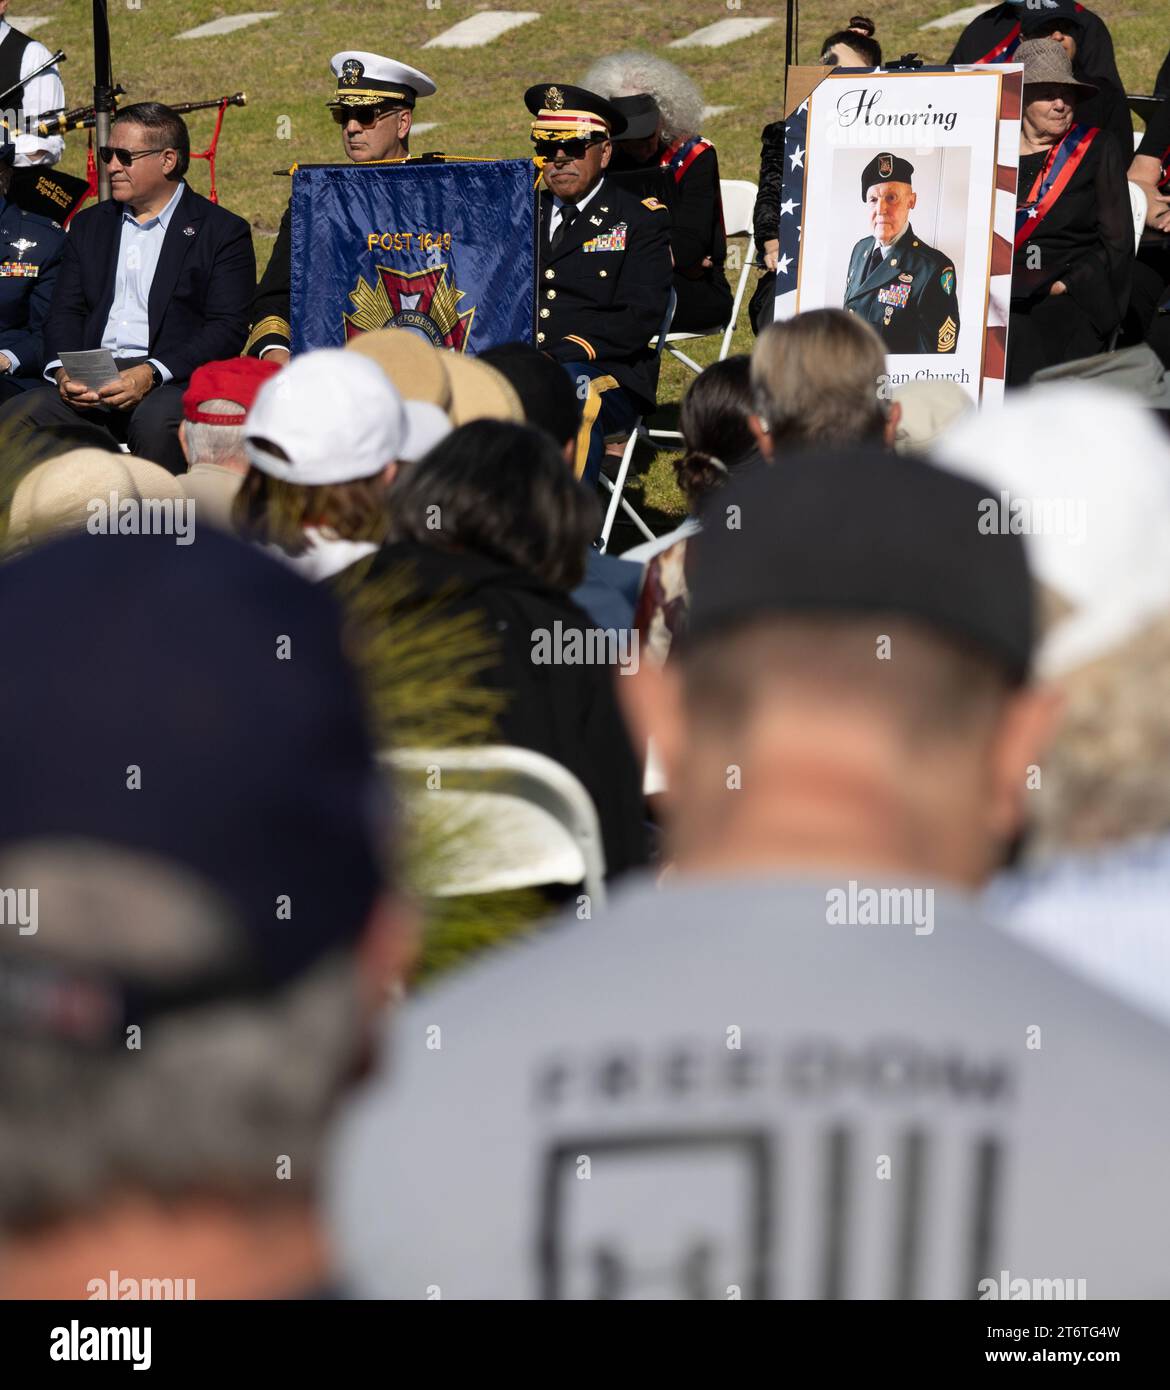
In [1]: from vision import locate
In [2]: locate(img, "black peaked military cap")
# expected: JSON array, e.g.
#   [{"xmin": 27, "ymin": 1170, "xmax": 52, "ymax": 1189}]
[{"xmin": 525, "ymin": 83, "xmax": 629, "ymax": 141}]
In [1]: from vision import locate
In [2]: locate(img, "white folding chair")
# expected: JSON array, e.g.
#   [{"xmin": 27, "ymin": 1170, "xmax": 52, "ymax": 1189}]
[
  {"xmin": 1129, "ymin": 180, "xmax": 1148, "ymax": 252},
  {"xmin": 598, "ymin": 288, "xmax": 676, "ymax": 553},
  {"xmin": 382, "ymin": 745, "xmax": 607, "ymax": 907},
  {"xmin": 658, "ymin": 177, "xmax": 759, "ymax": 374}
]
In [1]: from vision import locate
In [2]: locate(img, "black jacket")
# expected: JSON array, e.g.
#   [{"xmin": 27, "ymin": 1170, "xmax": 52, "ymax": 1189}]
[
  {"xmin": 537, "ymin": 176, "xmax": 673, "ymax": 411},
  {"xmin": 1013, "ymin": 127, "xmax": 1133, "ymax": 335},
  {"xmin": 45, "ymin": 182, "xmax": 255, "ymax": 383},
  {"xmin": 754, "ymin": 120, "xmax": 785, "ymax": 250},
  {"xmin": 0, "ymin": 197, "xmax": 65, "ymax": 379},
  {"xmin": 352, "ymin": 540, "xmax": 649, "ymax": 881},
  {"xmin": 246, "ymin": 199, "xmax": 292, "ymax": 356}
]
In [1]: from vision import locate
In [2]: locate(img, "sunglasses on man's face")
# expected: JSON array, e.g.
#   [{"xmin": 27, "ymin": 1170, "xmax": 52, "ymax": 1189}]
[
  {"xmin": 332, "ymin": 104, "xmax": 402, "ymax": 127},
  {"xmin": 533, "ymin": 139, "xmax": 597, "ymax": 161},
  {"xmin": 99, "ymin": 145, "xmax": 168, "ymax": 167}
]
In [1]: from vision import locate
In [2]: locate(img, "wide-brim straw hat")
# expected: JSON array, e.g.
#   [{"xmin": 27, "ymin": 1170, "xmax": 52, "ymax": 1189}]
[
  {"xmin": 437, "ymin": 353, "xmax": 525, "ymax": 427},
  {"xmin": 8, "ymin": 448, "xmax": 187, "ymax": 547},
  {"xmin": 1017, "ymin": 38, "xmax": 1097, "ymax": 97}
]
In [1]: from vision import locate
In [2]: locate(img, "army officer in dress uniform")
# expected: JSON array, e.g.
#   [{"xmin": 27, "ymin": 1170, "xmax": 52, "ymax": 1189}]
[
  {"xmin": 525, "ymin": 83, "xmax": 673, "ymax": 489},
  {"xmin": 245, "ymin": 52, "xmax": 437, "ymax": 362},
  {"xmin": 0, "ymin": 129, "xmax": 64, "ymax": 402},
  {"xmin": 843, "ymin": 152, "xmax": 960, "ymax": 355}
]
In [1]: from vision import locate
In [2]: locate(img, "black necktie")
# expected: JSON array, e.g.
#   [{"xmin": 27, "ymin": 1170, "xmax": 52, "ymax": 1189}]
[
  {"xmin": 865, "ymin": 243, "xmax": 883, "ymax": 279},
  {"xmin": 549, "ymin": 203, "xmax": 578, "ymax": 253}
]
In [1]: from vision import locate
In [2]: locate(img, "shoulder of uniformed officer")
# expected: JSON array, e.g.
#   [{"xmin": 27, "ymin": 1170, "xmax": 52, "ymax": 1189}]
[{"xmin": 21, "ymin": 208, "xmax": 66, "ymax": 236}]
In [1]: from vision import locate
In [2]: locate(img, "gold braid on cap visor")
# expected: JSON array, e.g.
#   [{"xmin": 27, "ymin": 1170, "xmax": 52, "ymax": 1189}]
[
  {"xmin": 327, "ymin": 89, "xmax": 411, "ymax": 108},
  {"xmin": 530, "ymin": 110, "xmax": 611, "ymax": 143}
]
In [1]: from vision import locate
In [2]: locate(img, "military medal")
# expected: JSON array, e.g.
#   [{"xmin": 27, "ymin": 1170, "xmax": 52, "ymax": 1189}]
[{"xmin": 0, "ymin": 236, "xmax": 39, "ymax": 278}]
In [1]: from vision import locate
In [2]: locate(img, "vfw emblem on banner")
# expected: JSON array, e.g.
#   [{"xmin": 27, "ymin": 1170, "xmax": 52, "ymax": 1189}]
[
  {"xmin": 290, "ymin": 157, "xmax": 536, "ymax": 356},
  {"xmin": 345, "ymin": 263, "xmax": 475, "ymax": 350}
]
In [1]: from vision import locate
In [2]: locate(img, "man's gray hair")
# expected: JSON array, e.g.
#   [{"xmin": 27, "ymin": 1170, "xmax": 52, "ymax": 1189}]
[
  {"xmin": 0, "ymin": 840, "xmax": 364, "ymax": 1234},
  {"xmin": 583, "ymin": 51, "xmax": 705, "ymax": 143},
  {"xmin": 183, "ymin": 399, "xmax": 248, "ymax": 470}
]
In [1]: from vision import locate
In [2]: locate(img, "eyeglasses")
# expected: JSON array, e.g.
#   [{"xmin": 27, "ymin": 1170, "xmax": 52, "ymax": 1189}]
[
  {"xmin": 533, "ymin": 138, "xmax": 596, "ymax": 161},
  {"xmin": 98, "ymin": 145, "xmax": 169, "ymax": 167},
  {"xmin": 331, "ymin": 104, "xmax": 402, "ymax": 127}
]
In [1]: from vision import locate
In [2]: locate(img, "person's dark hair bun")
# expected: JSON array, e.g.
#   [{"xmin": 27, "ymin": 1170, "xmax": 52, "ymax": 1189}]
[
  {"xmin": 676, "ymin": 449, "xmax": 729, "ymax": 503},
  {"xmin": 848, "ymin": 16, "xmax": 876, "ymax": 37}
]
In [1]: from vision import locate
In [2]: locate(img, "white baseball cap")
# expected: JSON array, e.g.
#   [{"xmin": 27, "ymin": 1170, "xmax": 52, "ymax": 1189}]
[
  {"xmin": 933, "ymin": 383, "xmax": 1170, "ymax": 677},
  {"xmin": 244, "ymin": 349, "xmax": 449, "ymax": 484}
]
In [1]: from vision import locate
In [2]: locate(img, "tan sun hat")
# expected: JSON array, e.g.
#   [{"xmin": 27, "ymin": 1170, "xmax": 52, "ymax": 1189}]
[
  {"xmin": 345, "ymin": 328, "xmax": 452, "ymax": 411},
  {"xmin": 7, "ymin": 448, "xmax": 187, "ymax": 547},
  {"xmin": 437, "ymin": 352, "xmax": 525, "ymax": 427},
  {"xmin": 1017, "ymin": 37, "xmax": 1097, "ymax": 97},
  {"xmin": 891, "ymin": 379, "xmax": 974, "ymax": 454}
]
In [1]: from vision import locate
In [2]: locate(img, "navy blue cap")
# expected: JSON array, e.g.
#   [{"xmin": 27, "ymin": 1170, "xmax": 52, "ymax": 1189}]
[
  {"xmin": 685, "ymin": 447, "xmax": 1034, "ymax": 681},
  {"xmin": 0, "ymin": 529, "xmax": 388, "ymax": 996}
]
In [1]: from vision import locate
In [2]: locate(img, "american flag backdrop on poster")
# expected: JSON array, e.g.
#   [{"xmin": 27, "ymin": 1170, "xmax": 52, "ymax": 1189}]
[{"xmin": 771, "ymin": 97, "xmax": 808, "ymax": 326}]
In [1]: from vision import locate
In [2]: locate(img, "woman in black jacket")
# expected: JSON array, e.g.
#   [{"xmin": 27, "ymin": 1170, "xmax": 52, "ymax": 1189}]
[
  {"xmin": 354, "ymin": 420, "xmax": 649, "ymax": 880},
  {"xmin": 1010, "ymin": 40, "xmax": 1133, "ymax": 383}
]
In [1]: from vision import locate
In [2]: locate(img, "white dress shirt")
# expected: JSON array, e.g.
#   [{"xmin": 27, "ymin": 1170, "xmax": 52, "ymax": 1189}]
[
  {"xmin": 44, "ymin": 181, "xmax": 185, "ymax": 382},
  {"xmin": 0, "ymin": 19, "xmax": 65, "ymax": 166},
  {"xmin": 547, "ymin": 177, "xmax": 605, "ymax": 241}
]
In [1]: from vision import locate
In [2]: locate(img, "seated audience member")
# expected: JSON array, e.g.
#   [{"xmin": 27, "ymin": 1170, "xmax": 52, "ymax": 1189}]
[
  {"xmin": 0, "ymin": 529, "xmax": 406, "ymax": 1300},
  {"xmin": 751, "ymin": 19, "xmax": 880, "ymax": 333},
  {"xmin": 1127, "ymin": 96, "xmax": 1170, "ymax": 364},
  {"xmin": 630, "ymin": 356, "xmax": 759, "ymax": 668},
  {"xmin": 178, "ymin": 358, "xmax": 282, "ymax": 529},
  {"xmin": 585, "ymin": 52, "xmax": 732, "ymax": 334},
  {"xmin": 6, "ymin": 447, "xmax": 186, "ymax": 548},
  {"xmin": 525, "ymin": 83, "xmax": 673, "ymax": 487},
  {"xmin": 1158, "ymin": 47, "xmax": 1170, "ymax": 99},
  {"xmin": 361, "ymin": 420, "xmax": 648, "ymax": 879},
  {"xmin": 1018, "ymin": 0, "xmax": 1131, "ymax": 153},
  {"xmin": 345, "ymin": 326, "xmax": 454, "ymax": 412},
  {"xmin": 1009, "ymin": 41, "xmax": 1132, "ymax": 385},
  {"xmin": 948, "ymin": 0, "xmax": 1123, "ymax": 90},
  {"xmin": 480, "ymin": 340, "xmax": 641, "ymax": 630},
  {"xmin": 935, "ymin": 384, "xmax": 1170, "ymax": 1026},
  {"xmin": 0, "ymin": 132, "xmax": 65, "ymax": 401},
  {"xmin": 626, "ymin": 354, "xmax": 757, "ymax": 566},
  {"xmin": 890, "ymin": 378, "xmax": 974, "ymax": 454},
  {"xmin": 751, "ymin": 308, "xmax": 897, "ymax": 456},
  {"xmin": 330, "ymin": 447, "xmax": 1170, "ymax": 1300},
  {"xmin": 821, "ymin": 14, "xmax": 881, "ymax": 68},
  {"xmin": 0, "ymin": 103, "xmax": 256, "ymax": 474},
  {"xmin": 235, "ymin": 348, "xmax": 448, "ymax": 582}
]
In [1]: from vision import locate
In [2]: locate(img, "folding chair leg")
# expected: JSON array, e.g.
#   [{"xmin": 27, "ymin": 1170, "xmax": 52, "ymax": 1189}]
[
  {"xmin": 666, "ymin": 346, "xmax": 705, "ymax": 374},
  {"xmin": 599, "ymin": 425, "xmax": 642, "ymax": 553}
]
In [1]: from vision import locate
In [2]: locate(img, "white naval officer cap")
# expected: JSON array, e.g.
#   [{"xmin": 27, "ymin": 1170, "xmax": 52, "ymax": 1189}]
[{"xmin": 328, "ymin": 51, "xmax": 437, "ymax": 108}]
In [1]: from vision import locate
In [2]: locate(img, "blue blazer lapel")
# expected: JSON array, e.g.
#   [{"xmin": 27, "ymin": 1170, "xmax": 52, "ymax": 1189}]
[{"xmin": 147, "ymin": 183, "xmax": 202, "ymax": 345}]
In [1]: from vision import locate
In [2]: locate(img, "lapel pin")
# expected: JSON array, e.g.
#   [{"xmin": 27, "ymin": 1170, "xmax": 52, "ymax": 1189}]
[{"xmin": 182, "ymin": 226, "xmax": 196, "ymax": 236}]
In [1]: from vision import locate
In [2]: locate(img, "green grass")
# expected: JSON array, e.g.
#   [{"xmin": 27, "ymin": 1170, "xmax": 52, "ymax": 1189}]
[{"xmin": 35, "ymin": 0, "xmax": 1164, "ymax": 530}]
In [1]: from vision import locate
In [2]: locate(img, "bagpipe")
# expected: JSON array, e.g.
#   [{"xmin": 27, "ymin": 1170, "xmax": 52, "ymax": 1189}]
[{"xmin": 2, "ymin": 48, "xmax": 246, "ymax": 225}]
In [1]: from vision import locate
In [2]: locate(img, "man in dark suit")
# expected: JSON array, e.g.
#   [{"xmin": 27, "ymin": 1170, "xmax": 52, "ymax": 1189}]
[
  {"xmin": 525, "ymin": 83, "xmax": 672, "ymax": 487},
  {"xmin": 0, "ymin": 129, "xmax": 65, "ymax": 401},
  {"xmin": 0, "ymin": 102, "xmax": 255, "ymax": 473},
  {"xmin": 843, "ymin": 152, "xmax": 960, "ymax": 356}
]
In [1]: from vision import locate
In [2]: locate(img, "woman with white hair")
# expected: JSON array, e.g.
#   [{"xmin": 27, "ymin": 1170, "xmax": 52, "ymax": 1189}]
[{"xmin": 583, "ymin": 51, "xmax": 732, "ymax": 333}]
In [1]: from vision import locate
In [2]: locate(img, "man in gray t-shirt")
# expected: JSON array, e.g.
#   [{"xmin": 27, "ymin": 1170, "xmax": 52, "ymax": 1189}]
[{"xmin": 329, "ymin": 445, "xmax": 1170, "ymax": 1299}]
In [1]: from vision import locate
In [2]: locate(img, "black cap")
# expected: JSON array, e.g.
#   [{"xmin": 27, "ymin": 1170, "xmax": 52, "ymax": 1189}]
[
  {"xmin": 525, "ymin": 83, "xmax": 628, "ymax": 140},
  {"xmin": 685, "ymin": 447, "xmax": 1034, "ymax": 681},
  {"xmin": 1021, "ymin": 0, "xmax": 1084, "ymax": 35},
  {"xmin": 861, "ymin": 151, "xmax": 914, "ymax": 199},
  {"xmin": 611, "ymin": 94, "xmax": 662, "ymax": 142},
  {"xmin": 0, "ymin": 529, "xmax": 388, "ymax": 999}
]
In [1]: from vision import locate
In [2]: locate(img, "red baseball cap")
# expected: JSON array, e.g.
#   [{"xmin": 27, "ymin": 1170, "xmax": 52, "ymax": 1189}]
[{"xmin": 182, "ymin": 358, "xmax": 283, "ymax": 424}]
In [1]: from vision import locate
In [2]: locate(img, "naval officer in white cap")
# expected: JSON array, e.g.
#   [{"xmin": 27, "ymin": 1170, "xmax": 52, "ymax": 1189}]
[{"xmin": 245, "ymin": 51, "xmax": 437, "ymax": 362}]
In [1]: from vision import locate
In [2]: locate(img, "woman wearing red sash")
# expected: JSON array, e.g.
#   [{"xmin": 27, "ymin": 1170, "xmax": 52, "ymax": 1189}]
[{"xmin": 1009, "ymin": 39, "xmax": 1132, "ymax": 385}]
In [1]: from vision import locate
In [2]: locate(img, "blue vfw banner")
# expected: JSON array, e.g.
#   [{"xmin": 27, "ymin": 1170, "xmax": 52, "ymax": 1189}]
[{"xmin": 290, "ymin": 158, "xmax": 536, "ymax": 355}]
